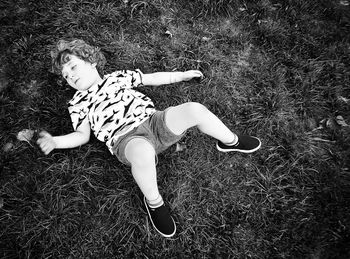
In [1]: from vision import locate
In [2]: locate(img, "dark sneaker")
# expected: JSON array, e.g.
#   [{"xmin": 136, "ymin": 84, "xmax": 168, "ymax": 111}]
[
  {"xmin": 216, "ymin": 135, "xmax": 261, "ymax": 153},
  {"xmin": 143, "ymin": 197, "xmax": 176, "ymax": 238}
]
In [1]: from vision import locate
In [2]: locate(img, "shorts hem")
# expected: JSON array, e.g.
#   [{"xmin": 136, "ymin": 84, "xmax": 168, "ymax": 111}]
[
  {"xmin": 163, "ymin": 107, "xmax": 186, "ymax": 138},
  {"xmin": 122, "ymin": 136, "xmax": 158, "ymax": 166}
]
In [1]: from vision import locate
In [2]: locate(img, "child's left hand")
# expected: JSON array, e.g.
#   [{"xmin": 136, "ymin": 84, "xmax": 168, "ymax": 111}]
[{"xmin": 182, "ymin": 70, "xmax": 203, "ymax": 81}]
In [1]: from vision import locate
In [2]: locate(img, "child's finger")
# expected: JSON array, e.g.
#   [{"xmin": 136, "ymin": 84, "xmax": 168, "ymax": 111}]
[
  {"xmin": 39, "ymin": 131, "xmax": 51, "ymax": 138},
  {"xmin": 193, "ymin": 70, "xmax": 203, "ymax": 78},
  {"xmin": 39, "ymin": 142, "xmax": 47, "ymax": 152},
  {"xmin": 40, "ymin": 141, "xmax": 50, "ymax": 151},
  {"xmin": 42, "ymin": 145, "xmax": 51, "ymax": 155},
  {"xmin": 37, "ymin": 136, "xmax": 46, "ymax": 145},
  {"xmin": 44, "ymin": 148, "xmax": 51, "ymax": 155},
  {"xmin": 190, "ymin": 71, "xmax": 204, "ymax": 83}
]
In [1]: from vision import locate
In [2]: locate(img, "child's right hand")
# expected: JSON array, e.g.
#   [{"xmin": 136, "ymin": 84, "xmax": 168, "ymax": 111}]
[{"xmin": 36, "ymin": 131, "xmax": 57, "ymax": 155}]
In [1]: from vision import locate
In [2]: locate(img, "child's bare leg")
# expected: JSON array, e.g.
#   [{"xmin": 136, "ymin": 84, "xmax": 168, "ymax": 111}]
[
  {"xmin": 125, "ymin": 138, "xmax": 160, "ymax": 201},
  {"xmin": 166, "ymin": 102, "xmax": 261, "ymax": 153},
  {"xmin": 125, "ymin": 137, "xmax": 176, "ymax": 237},
  {"xmin": 165, "ymin": 102, "xmax": 237, "ymax": 144}
]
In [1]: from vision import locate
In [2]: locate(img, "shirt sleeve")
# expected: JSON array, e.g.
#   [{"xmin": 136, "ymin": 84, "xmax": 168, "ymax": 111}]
[
  {"xmin": 112, "ymin": 69, "xmax": 144, "ymax": 89},
  {"xmin": 68, "ymin": 93, "xmax": 89, "ymax": 131}
]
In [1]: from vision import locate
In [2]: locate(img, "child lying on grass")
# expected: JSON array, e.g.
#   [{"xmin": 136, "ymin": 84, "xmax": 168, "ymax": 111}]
[{"xmin": 37, "ymin": 39, "xmax": 261, "ymax": 238}]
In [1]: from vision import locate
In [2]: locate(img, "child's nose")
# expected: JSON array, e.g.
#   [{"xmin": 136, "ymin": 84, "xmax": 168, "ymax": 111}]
[{"xmin": 68, "ymin": 72, "xmax": 76, "ymax": 79}]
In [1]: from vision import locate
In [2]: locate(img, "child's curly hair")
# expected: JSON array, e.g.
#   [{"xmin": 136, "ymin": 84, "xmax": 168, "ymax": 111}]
[{"xmin": 51, "ymin": 39, "xmax": 106, "ymax": 75}]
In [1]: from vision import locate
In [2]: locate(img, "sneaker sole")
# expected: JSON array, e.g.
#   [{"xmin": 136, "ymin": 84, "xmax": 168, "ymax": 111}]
[
  {"xmin": 216, "ymin": 140, "xmax": 261, "ymax": 153},
  {"xmin": 143, "ymin": 197, "xmax": 176, "ymax": 238}
]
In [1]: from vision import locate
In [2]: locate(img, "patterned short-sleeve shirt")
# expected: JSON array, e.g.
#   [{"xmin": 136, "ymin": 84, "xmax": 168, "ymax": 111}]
[{"xmin": 68, "ymin": 70, "xmax": 156, "ymax": 153}]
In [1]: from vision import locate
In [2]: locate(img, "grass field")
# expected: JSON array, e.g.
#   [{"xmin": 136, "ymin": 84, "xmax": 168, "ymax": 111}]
[{"xmin": 1, "ymin": 0, "xmax": 350, "ymax": 258}]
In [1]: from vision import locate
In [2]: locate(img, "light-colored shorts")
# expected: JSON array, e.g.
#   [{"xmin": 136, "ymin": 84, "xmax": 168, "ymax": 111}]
[{"xmin": 111, "ymin": 108, "xmax": 185, "ymax": 166}]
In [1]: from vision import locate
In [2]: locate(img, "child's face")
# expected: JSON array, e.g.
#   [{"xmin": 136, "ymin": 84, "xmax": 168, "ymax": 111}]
[{"xmin": 61, "ymin": 54, "xmax": 101, "ymax": 91}]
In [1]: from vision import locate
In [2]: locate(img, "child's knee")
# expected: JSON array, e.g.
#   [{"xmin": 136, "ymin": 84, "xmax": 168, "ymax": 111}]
[
  {"xmin": 125, "ymin": 138, "xmax": 156, "ymax": 167},
  {"xmin": 185, "ymin": 102, "xmax": 209, "ymax": 119}
]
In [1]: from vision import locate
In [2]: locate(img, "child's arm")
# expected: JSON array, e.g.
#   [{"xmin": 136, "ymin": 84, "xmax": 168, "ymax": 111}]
[
  {"xmin": 141, "ymin": 70, "xmax": 203, "ymax": 86},
  {"xmin": 37, "ymin": 120, "xmax": 91, "ymax": 155}
]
